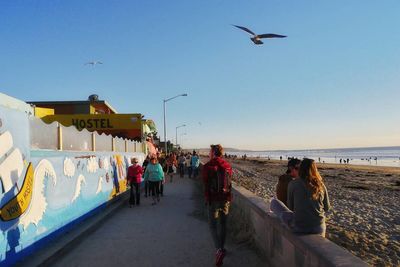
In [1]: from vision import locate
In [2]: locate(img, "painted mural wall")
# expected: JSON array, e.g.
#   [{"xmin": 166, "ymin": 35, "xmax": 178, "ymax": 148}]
[{"xmin": 0, "ymin": 94, "xmax": 145, "ymax": 266}]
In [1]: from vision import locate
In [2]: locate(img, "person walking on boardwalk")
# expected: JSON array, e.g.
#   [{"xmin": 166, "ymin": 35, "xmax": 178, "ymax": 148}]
[
  {"xmin": 166, "ymin": 153, "xmax": 177, "ymax": 182},
  {"xmin": 203, "ymin": 144, "xmax": 233, "ymax": 266},
  {"xmin": 191, "ymin": 151, "xmax": 200, "ymax": 178},
  {"xmin": 276, "ymin": 158, "xmax": 301, "ymax": 206},
  {"xmin": 142, "ymin": 155, "xmax": 150, "ymax": 197},
  {"xmin": 186, "ymin": 152, "xmax": 192, "ymax": 178},
  {"xmin": 127, "ymin": 158, "xmax": 143, "ymax": 207},
  {"xmin": 270, "ymin": 158, "xmax": 331, "ymax": 237},
  {"xmin": 178, "ymin": 152, "xmax": 186, "ymax": 178},
  {"xmin": 157, "ymin": 152, "xmax": 166, "ymax": 196},
  {"xmin": 144, "ymin": 156, "xmax": 165, "ymax": 205}
]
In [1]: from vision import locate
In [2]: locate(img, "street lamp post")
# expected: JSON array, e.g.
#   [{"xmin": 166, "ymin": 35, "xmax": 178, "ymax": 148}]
[
  {"xmin": 179, "ymin": 133, "xmax": 187, "ymax": 148},
  {"xmin": 175, "ymin": 124, "xmax": 186, "ymax": 147},
  {"xmin": 163, "ymin": 93, "xmax": 188, "ymax": 154}
]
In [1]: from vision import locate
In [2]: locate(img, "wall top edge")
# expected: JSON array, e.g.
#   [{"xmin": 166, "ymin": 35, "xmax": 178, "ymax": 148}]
[{"xmin": 0, "ymin": 92, "xmax": 34, "ymax": 114}]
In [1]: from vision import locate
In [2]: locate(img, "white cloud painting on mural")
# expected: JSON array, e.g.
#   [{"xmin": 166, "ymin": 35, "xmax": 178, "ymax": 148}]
[
  {"xmin": 86, "ymin": 156, "xmax": 98, "ymax": 173},
  {"xmin": 19, "ymin": 159, "xmax": 57, "ymax": 229},
  {"xmin": 96, "ymin": 176, "xmax": 103, "ymax": 194},
  {"xmin": 100, "ymin": 156, "xmax": 110, "ymax": 172},
  {"xmin": 0, "ymin": 131, "xmax": 23, "ymax": 193},
  {"xmin": 71, "ymin": 174, "xmax": 86, "ymax": 203},
  {"xmin": 63, "ymin": 157, "xmax": 75, "ymax": 177}
]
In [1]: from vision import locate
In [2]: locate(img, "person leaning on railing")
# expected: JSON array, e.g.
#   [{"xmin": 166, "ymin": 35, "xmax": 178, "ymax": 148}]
[
  {"xmin": 276, "ymin": 158, "xmax": 301, "ymax": 206},
  {"xmin": 270, "ymin": 158, "xmax": 331, "ymax": 237}
]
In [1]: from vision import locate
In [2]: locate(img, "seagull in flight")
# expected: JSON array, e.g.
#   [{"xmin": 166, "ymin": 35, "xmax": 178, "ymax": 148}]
[
  {"xmin": 84, "ymin": 61, "xmax": 103, "ymax": 66},
  {"xmin": 232, "ymin": 25, "xmax": 286, "ymax": 45}
]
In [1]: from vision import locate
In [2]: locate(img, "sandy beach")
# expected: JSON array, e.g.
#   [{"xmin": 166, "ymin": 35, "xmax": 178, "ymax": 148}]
[{"xmin": 202, "ymin": 156, "xmax": 400, "ymax": 266}]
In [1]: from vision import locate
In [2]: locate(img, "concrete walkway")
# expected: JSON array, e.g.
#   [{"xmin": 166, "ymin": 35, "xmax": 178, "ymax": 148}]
[{"xmin": 52, "ymin": 175, "xmax": 265, "ymax": 267}]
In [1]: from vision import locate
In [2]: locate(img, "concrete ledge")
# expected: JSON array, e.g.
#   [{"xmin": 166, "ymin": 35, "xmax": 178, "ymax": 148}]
[
  {"xmin": 230, "ymin": 183, "xmax": 368, "ymax": 267},
  {"xmin": 16, "ymin": 191, "xmax": 129, "ymax": 267}
]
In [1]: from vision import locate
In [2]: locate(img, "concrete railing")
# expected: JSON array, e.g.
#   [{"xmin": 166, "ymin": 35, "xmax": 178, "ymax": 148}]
[{"xmin": 230, "ymin": 183, "xmax": 368, "ymax": 267}]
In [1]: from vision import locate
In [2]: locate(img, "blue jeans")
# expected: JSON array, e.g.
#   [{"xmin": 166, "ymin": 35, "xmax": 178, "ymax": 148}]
[{"xmin": 192, "ymin": 166, "xmax": 199, "ymax": 178}]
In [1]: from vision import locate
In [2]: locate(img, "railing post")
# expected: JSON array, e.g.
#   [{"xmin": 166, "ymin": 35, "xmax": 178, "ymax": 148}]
[
  {"xmin": 125, "ymin": 139, "xmax": 128, "ymax": 152},
  {"xmin": 112, "ymin": 137, "xmax": 115, "ymax": 152},
  {"xmin": 57, "ymin": 123, "xmax": 63, "ymax": 151}
]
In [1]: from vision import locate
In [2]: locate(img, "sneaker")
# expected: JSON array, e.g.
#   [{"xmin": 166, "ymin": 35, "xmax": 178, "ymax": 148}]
[
  {"xmin": 221, "ymin": 248, "xmax": 227, "ymax": 257},
  {"xmin": 215, "ymin": 249, "xmax": 225, "ymax": 266}
]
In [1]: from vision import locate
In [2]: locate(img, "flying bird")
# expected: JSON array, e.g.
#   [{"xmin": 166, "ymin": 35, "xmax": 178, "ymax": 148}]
[
  {"xmin": 84, "ymin": 61, "xmax": 103, "ymax": 66},
  {"xmin": 232, "ymin": 25, "xmax": 286, "ymax": 45}
]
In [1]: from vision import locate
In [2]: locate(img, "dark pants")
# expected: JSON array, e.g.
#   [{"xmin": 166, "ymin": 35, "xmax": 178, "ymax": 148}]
[
  {"xmin": 192, "ymin": 166, "xmax": 199, "ymax": 178},
  {"xmin": 179, "ymin": 163, "xmax": 185, "ymax": 177},
  {"xmin": 129, "ymin": 182, "xmax": 140, "ymax": 205},
  {"xmin": 144, "ymin": 181, "xmax": 149, "ymax": 196},
  {"xmin": 188, "ymin": 166, "xmax": 193, "ymax": 178},
  {"xmin": 160, "ymin": 182, "xmax": 164, "ymax": 196},
  {"xmin": 208, "ymin": 201, "xmax": 230, "ymax": 250},
  {"xmin": 149, "ymin": 181, "xmax": 160, "ymax": 202}
]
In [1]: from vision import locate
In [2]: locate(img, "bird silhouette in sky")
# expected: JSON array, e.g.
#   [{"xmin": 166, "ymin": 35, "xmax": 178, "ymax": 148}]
[
  {"xmin": 84, "ymin": 61, "xmax": 103, "ymax": 66},
  {"xmin": 232, "ymin": 25, "xmax": 286, "ymax": 45}
]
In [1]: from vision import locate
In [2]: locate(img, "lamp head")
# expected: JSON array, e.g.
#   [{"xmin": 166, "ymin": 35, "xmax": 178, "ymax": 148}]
[{"xmin": 181, "ymin": 93, "xmax": 188, "ymax": 96}]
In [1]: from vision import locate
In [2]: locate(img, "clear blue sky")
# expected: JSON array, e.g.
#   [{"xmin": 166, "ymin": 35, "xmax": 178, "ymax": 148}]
[{"xmin": 1, "ymin": 1, "xmax": 399, "ymax": 150}]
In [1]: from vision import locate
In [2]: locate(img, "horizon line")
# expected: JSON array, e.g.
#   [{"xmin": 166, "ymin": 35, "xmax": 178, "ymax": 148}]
[{"xmin": 186, "ymin": 145, "xmax": 400, "ymax": 152}]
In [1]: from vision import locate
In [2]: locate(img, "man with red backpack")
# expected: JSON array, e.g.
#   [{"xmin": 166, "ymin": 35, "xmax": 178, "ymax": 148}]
[{"xmin": 203, "ymin": 144, "xmax": 232, "ymax": 267}]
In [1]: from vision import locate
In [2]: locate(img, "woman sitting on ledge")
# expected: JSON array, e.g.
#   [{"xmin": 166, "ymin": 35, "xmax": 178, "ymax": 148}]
[{"xmin": 270, "ymin": 158, "xmax": 331, "ymax": 237}]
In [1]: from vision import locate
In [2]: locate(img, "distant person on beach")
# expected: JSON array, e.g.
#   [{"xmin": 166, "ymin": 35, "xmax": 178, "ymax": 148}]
[
  {"xmin": 191, "ymin": 151, "xmax": 200, "ymax": 178},
  {"xmin": 270, "ymin": 158, "xmax": 331, "ymax": 237},
  {"xmin": 280, "ymin": 156, "xmax": 282, "ymax": 161},
  {"xmin": 203, "ymin": 144, "xmax": 233, "ymax": 266},
  {"xmin": 340, "ymin": 159, "xmax": 342, "ymax": 164},
  {"xmin": 143, "ymin": 156, "xmax": 164, "ymax": 205},
  {"xmin": 276, "ymin": 158, "xmax": 301, "ymax": 206},
  {"xmin": 127, "ymin": 158, "xmax": 143, "ymax": 207}
]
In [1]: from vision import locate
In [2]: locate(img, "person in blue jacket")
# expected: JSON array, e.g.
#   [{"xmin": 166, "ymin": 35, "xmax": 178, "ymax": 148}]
[
  {"xmin": 191, "ymin": 151, "xmax": 200, "ymax": 178},
  {"xmin": 143, "ymin": 156, "xmax": 165, "ymax": 205}
]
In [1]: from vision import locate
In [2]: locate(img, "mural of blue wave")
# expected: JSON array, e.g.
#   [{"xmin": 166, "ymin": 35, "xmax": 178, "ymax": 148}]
[{"xmin": 0, "ymin": 95, "xmax": 146, "ymax": 266}]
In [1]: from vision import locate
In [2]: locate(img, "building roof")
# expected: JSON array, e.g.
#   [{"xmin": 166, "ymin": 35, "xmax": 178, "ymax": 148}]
[{"xmin": 27, "ymin": 100, "xmax": 117, "ymax": 114}]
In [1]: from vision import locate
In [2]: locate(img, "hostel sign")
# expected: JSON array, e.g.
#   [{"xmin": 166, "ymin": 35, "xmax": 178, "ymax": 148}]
[
  {"xmin": 72, "ymin": 118, "xmax": 114, "ymax": 130},
  {"xmin": 41, "ymin": 114, "xmax": 142, "ymax": 131}
]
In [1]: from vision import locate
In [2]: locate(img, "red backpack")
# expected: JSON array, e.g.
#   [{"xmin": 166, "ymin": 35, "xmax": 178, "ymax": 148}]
[{"xmin": 208, "ymin": 165, "xmax": 232, "ymax": 195}]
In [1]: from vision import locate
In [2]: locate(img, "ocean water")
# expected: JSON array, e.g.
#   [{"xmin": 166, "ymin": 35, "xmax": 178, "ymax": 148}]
[{"xmin": 229, "ymin": 146, "xmax": 400, "ymax": 167}]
